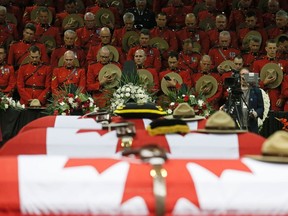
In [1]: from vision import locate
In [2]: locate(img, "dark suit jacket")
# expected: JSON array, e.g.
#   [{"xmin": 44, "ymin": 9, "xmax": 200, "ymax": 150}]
[{"xmin": 248, "ymin": 87, "xmax": 264, "ymax": 134}]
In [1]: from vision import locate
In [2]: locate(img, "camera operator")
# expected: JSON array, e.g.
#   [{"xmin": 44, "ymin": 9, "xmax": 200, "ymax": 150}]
[
  {"xmin": 239, "ymin": 68, "xmax": 264, "ymax": 134},
  {"xmin": 221, "ymin": 68, "xmax": 264, "ymax": 133}
]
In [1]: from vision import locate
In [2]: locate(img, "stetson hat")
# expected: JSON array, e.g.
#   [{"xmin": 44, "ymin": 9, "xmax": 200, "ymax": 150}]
[
  {"xmin": 58, "ymin": 56, "xmax": 80, "ymax": 67},
  {"xmin": 197, "ymin": 111, "xmax": 247, "ymax": 133},
  {"xmin": 62, "ymin": 14, "xmax": 84, "ymax": 30},
  {"xmin": 29, "ymin": 99, "xmax": 41, "ymax": 107},
  {"xmin": 109, "ymin": 0, "xmax": 124, "ymax": 14},
  {"xmin": 138, "ymin": 69, "xmax": 154, "ymax": 86},
  {"xmin": 39, "ymin": 35, "xmax": 56, "ymax": 51},
  {"xmin": 160, "ymin": 72, "xmax": 183, "ymax": 95},
  {"xmin": 164, "ymin": 103, "xmax": 205, "ymax": 121},
  {"xmin": 148, "ymin": 37, "xmax": 169, "ymax": 52},
  {"xmin": 260, "ymin": 63, "xmax": 283, "ymax": 89},
  {"xmin": 6, "ymin": 13, "xmax": 17, "ymax": 25},
  {"xmin": 247, "ymin": 131, "xmax": 288, "ymax": 163},
  {"xmin": 199, "ymin": 17, "xmax": 215, "ymax": 31},
  {"xmin": 31, "ymin": 6, "xmax": 53, "ymax": 24},
  {"xmin": 218, "ymin": 60, "xmax": 236, "ymax": 72},
  {"xmin": 242, "ymin": 30, "xmax": 262, "ymax": 49},
  {"xmin": 122, "ymin": 31, "xmax": 139, "ymax": 52},
  {"xmin": 98, "ymin": 64, "xmax": 122, "ymax": 88},
  {"xmin": 95, "ymin": 8, "xmax": 115, "ymax": 27},
  {"xmin": 195, "ymin": 75, "xmax": 218, "ymax": 99},
  {"xmin": 97, "ymin": 45, "xmax": 119, "ymax": 62},
  {"xmin": 20, "ymin": 56, "xmax": 30, "ymax": 65}
]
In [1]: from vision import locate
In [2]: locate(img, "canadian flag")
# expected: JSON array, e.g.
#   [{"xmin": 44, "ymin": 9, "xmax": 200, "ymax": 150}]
[
  {"xmin": 1, "ymin": 156, "xmax": 288, "ymax": 215},
  {"xmin": 19, "ymin": 116, "xmax": 207, "ymax": 134}
]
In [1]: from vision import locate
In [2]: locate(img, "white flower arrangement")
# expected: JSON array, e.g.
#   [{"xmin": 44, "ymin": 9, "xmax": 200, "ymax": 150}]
[
  {"xmin": 258, "ymin": 88, "xmax": 270, "ymax": 128},
  {"xmin": 0, "ymin": 92, "xmax": 25, "ymax": 111},
  {"xmin": 110, "ymin": 83, "xmax": 152, "ymax": 111}
]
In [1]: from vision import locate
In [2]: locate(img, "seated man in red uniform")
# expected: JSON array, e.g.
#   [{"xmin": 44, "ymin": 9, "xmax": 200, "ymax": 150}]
[
  {"xmin": 267, "ymin": 10, "xmax": 288, "ymax": 40},
  {"xmin": 159, "ymin": 51, "xmax": 192, "ymax": 90},
  {"xmin": 252, "ymin": 39, "xmax": 288, "ymax": 111},
  {"xmin": 192, "ymin": 54, "xmax": 223, "ymax": 110},
  {"xmin": 178, "ymin": 38, "xmax": 201, "ymax": 74},
  {"xmin": 50, "ymin": 29, "xmax": 86, "ymax": 68},
  {"xmin": 52, "ymin": 50, "xmax": 86, "ymax": 96},
  {"xmin": 127, "ymin": 28, "xmax": 161, "ymax": 72},
  {"xmin": 242, "ymin": 35, "xmax": 263, "ymax": 70},
  {"xmin": 208, "ymin": 31, "xmax": 240, "ymax": 67},
  {"xmin": 0, "ymin": 46, "xmax": 16, "ymax": 96},
  {"xmin": 134, "ymin": 49, "xmax": 159, "ymax": 92},
  {"xmin": 17, "ymin": 45, "xmax": 52, "ymax": 106},
  {"xmin": 8, "ymin": 23, "xmax": 49, "ymax": 70},
  {"xmin": 0, "ymin": 6, "xmax": 18, "ymax": 50},
  {"xmin": 75, "ymin": 12, "xmax": 101, "ymax": 54},
  {"xmin": 86, "ymin": 46, "xmax": 121, "ymax": 108},
  {"xmin": 176, "ymin": 13, "xmax": 210, "ymax": 54}
]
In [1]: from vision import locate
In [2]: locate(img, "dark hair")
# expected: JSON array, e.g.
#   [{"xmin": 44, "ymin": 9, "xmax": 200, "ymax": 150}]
[
  {"xmin": 24, "ymin": 23, "xmax": 36, "ymax": 32},
  {"xmin": 140, "ymin": 28, "xmax": 150, "ymax": 36},
  {"xmin": 245, "ymin": 10, "xmax": 256, "ymax": 18},
  {"xmin": 168, "ymin": 51, "xmax": 178, "ymax": 59},
  {"xmin": 29, "ymin": 45, "xmax": 41, "ymax": 53},
  {"xmin": 65, "ymin": 0, "xmax": 77, "ymax": 4},
  {"xmin": 37, "ymin": 6, "xmax": 49, "ymax": 14},
  {"xmin": 278, "ymin": 35, "xmax": 288, "ymax": 44},
  {"xmin": 157, "ymin": 12, "xmax": 167, "ymax": 18}
]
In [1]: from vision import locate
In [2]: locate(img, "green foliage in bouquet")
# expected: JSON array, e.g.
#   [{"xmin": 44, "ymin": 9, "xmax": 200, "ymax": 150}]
[
  {"xmin": 165, "ymin": 84, "xmax": 215, "ymax": 118},
  {"xmin": 0, "ymin": 92, "xmax": 25, "ymax": 111},
  {"xmin": 45, "ymin": 84, "xmax": 99, "ymax": 115}
]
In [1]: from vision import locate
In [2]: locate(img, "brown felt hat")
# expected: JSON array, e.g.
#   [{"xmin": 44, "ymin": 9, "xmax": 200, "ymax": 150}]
[
  {"xmin": 149, "ymin": 37, "xmax": 169, "ymax": 51},
  {"xmin": 247, "ymin": 131, "xmax": 288, "ymax": 163},
  {"xmin": 197, "ymin": 111, "xmax": 247, "ymax": 133},
  {"xmin": 98, "ymin": 64, "xmax": 122, "ymax": 88},
  {"xmin": 95, "ymin": 8, "xmax": 115, "ymax": 27},
  {"xmin": 195, "ymin": 75, "xmax": 218, "ymax": 99},
  {"xmin": 260, "ymin": 63, "xmax": 283, "ymax": 89},
  {"xmin": 164, "ymin": 103, "xmax": 205, "ymax": 121},
  {"xmin": 31, "ymin": 6, "xmax": 53, "ymax": 24},
  {"xmin": 137, "ymin": 69, "xmax": 154, "ymax": 86},
  {"xmin": 62, "ymin": 14, "xmax": 84, "ymax": 30},
  {"xmin": 122, "ymin": 31, "xmax": 139, "ymax": 52},
  {"xmin": 160, "ymin": 72, "xmax": 183, "ymax": 95}
]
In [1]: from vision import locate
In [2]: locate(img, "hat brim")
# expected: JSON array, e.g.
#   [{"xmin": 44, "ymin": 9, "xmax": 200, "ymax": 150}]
[
  {"xmin": 98, "ymin": 64, "xmax": 121, "ymax": 89},
  {"xmin": 122, "ymin": 31, "xmax": 139, "ymax": 52},
  {"xmin": 149, "ymin": 37, "xmax": 169, "ymax": 51},
  {"xmin": 160, "ymin": 72, "xmax": 183, "ymax": 95},
  {"xmin": 196, "ymin": 128, "xmax": 247, "ymax": 134},
  {"xmin": 246, "ymin": 155, "xmax": 288, "ymax": 164},
  {"xmin": 62, "ymin": 14, "xmax": 84, "ymax": 29},
  {"xmin": 195, "ymin": 75, "xmax": 218, "ymax": 98},
  {"xmin": 260, "ymin": 63, "xmax": 283, "ymax": 89},
  {"xmin": 164, "ymin": 115, "xmax": 205, "ymax": 121},
  {"xmin": 31, "ymin": 6, "xmax": 53, "ymax": 25},
  {"xmin": 94, "ymin": 8, "xmax": 115, "ymax": 27},
  {"xmin": 242, "ymin": 30, "xmax": 262, "ymax": 49}
]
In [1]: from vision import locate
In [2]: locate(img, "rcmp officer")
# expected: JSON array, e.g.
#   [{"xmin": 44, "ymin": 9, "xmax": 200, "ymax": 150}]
[
  {"xmin": 0, "ymin": 6, "xmax": 18, "ymax": 50},
  {"xmin": 50, "ymin": 29, "xmax": 86, "ymax": 68},
  {"xmin": 0, "ymin": 46, "xmax": 16, "ymax": 97},
  {"xmin": 127, "ymin": 28, "xmax": 161, "ymax": 72},
  {"xmin": 86, "ymin": 46, "xmax": 120, "ymax": 108},
  {"xmin": 51, "ymin": 50, "xmax": 86, "ymax": 96},
  {"xmin": 208, "ymin": 31, "xmax": 240, "ymax": 67},
  {"xmin": 17, "ymin": 45, "xmax": 52, "ymax": 106},
  {"xmin": 8, "ymin": 23, "xmax": 49, "ymax": 70}
]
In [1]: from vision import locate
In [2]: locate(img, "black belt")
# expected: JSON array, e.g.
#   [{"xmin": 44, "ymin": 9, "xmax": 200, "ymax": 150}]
[
  {"xmin": 24, "ymin": 84, "xmax": 45, "ymax": 90},
  {"xmin": 0, "ymin": 85, "xmax": 7, "ymax": 90}
]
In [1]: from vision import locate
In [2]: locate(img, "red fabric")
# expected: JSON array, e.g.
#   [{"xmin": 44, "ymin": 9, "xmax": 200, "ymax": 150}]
[
  {"xmin": 0, "ymin": 129, "xmax": 47, "ymax": 155},
  {"xmin": 267, "ymin": 26, "xmax": 288, "ymax": 40},
  {"xmin": 17, "ymin": 63, "xmax": 52, "ymax": 105},
  {"xmin": 207, "ymin": 29, "xmax": 238, "ymax": 49},
  {"xmin": 51, "ymin": 66, "xmax": 86, "ymax": 95},
  {"xmin": 50, "ymin": 46, "xmax": 86, "ymax": 68},
  {"xmin": 8, "ymin": 41, "xmax": 49, "ymax": 67},
  {"xmin": 19, "ymin": 116, "xmax": 57, "ymax": 134},
  {"xmin": 0, "ymin": 157, "xmax": 19, "ymax": 214},
  {"xmin": 0, "ymin": 65, "xmax": 16, "ymax": 96},
  {"xmin": 176, "ymin": 27, "xmax": 210, "ymax": 54},
  {"xmin": 0, "ymin": 23, "xmax": 18, "ymax": 46},
  {"xmin": 22, "ymin": 6, "xmax": 56, "ymax": 26},
  {"xmin": 35, "ymin": 24, "xmax": 62, "ymax": 46},
  {"xmin": 208, "ymin": 46, "xmax": 240, "ymax": 67},
  {"xmin": 177, "ymin": 51, "xmax": 201, "ymax": 73},
  {"xmin": 127, "ymin": 45, "xmax": 162, "ymax": 72},
  {"xmin": 75, "ymin": 26, "xmax": 101, "ymax": 52},
  {"xmin": 237, "ymin": 27, "xmax": 268, "ymax": 51}
]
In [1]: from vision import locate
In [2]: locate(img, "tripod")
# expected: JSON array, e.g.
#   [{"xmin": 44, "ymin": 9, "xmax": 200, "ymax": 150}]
[{"xmin": 225, "ymin": 88, "xmax": 250, "ymax": 130}]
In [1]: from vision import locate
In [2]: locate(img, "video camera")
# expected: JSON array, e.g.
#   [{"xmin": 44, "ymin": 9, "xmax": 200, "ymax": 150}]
[
  {"xmin": 224, "ymin": 70, "xmax": 242, "ymax": 95},
  {"xmin": 243, "ymin": 72, "xmax": 259, "ymax": 87}
]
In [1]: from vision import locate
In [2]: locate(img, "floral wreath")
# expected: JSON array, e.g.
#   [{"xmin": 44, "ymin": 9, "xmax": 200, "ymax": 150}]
[
  {"xmin": 0, "ymin": 92, "xmax": 25, "ymax": 111},
  {"xmin": 110, "ymin": 82, "xmax": 152, "ymax": 111},
  {"xmin": 46, "ymin": 85, "xmax": 99, "ymax": 115},
  {"xmin": 258, "ymin": 88, "xmax": 270, "ymax": 129}
]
